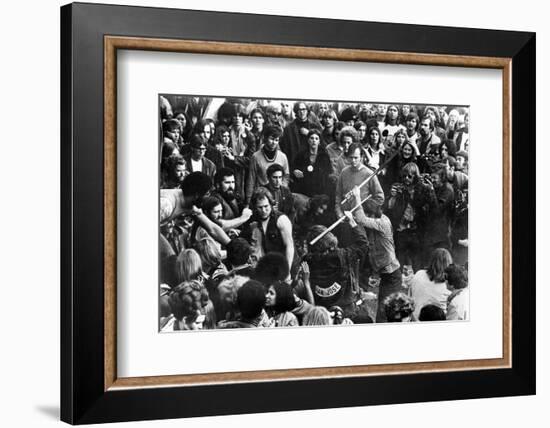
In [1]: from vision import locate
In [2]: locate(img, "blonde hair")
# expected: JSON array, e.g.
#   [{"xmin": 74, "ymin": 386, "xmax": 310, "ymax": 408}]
[
  {"xmin": 176, "ymin": 248, "xmax": 203, "ymax": 283},
  {"xmin": 302, "ymin": 306, "xmax": 332, "ymax": 326},
  {"xmin": 217, "ymin": 275, "xmax": 249, "ymax": 305},
  {"xmin": 195, "ymin": 238, "xmax": 222, "ymax": 271}
]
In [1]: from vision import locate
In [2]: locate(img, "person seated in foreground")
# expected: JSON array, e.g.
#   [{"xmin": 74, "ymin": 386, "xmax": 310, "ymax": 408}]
[
  {"xmin": 217, "ymin": 280, "xmax": 271, "ymax": 328},
  {"xmin": 418, "ymin": 304, "xmax": 446, "ymax": 321},
  {"xmin": 383, "ymin": 292, "xmax": 415, "ymax": 322}
]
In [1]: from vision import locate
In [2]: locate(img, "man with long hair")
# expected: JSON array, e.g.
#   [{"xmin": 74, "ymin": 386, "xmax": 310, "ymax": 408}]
[
  {"xmin": 242, "ymin": 187, "xmax": 294, "ymax": 274},
  {"xmin": 386, "ymin": 162, "xmax": 436, "ymax": 270}
]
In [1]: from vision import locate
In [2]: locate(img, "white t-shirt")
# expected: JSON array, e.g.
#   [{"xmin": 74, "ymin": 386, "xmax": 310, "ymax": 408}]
[
  {"xmin": 409, "ymin": 269, "xmax": 451, "ymax": 320},
  {"xmin": 446, "ymin": 288, "xmax": 470, "ymax": 321},
  {"xmin": 191, "ymin": 158, "xmax": 203, "ymax": 172}
]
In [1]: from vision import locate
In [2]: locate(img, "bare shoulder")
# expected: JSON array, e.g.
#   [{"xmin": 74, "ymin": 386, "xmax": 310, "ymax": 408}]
[{"xmin": 277, "ymin": 214, "xmax": 292, "ymax": 228}]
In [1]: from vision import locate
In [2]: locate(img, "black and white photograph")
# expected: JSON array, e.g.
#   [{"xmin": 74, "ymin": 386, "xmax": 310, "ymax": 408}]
[{"xmin": 159, "ymin": 95, "xmax": 470, "ymax": 331}]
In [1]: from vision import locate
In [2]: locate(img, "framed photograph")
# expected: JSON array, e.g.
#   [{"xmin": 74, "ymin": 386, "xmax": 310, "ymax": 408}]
[{"xmin": 61, "ymin": 2, "xmax": 535, "ymax": 424}]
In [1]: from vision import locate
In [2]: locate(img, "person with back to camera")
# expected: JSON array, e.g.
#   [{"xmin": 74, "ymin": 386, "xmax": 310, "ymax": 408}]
[
  {"xmin": 217, "ymin": 280, "xmax": 270, "ymax": 328},
  {"xmin": 383, "ymin": 292, "xmax": 415, "ymax": 322},
  {"xmin": 161, "ymin": 280, "xmax": 210, "ymax": 331},
  {"xmin": 302, "ymin": 306, "xmax": 333, "ymax": 326},
  {"xmin": 348, "ymin": 185, "xmax": 402, "ymax": 323},
  {"xmin": 445, "ymin": 263, "xmax": 469, "ymax": 321},
  {"xmin": 418, "ymin": 304, "xmax": 446, "ymax": 321},
  {"xmin": 409, "ymin": 248, "xmax": 453, "ymax": 320},
  {"xmin": 303, "ymin": 209, "xmax": 368, "ymax": 320}
]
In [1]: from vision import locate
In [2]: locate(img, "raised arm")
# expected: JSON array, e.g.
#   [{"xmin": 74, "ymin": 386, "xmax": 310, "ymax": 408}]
[
  {"xmin": 299, "ymin": 261, "xmax": 314, "ymax": 305},
  {"xmin": 192, "ymin": 206, "xmax": 231, "ymax": 245},
  {"xmin": 218, "ymin": 207, "xmax": 253, "ymax": 231},
  {"xmin": 367, "ymin": 174, "xmax": 385, "ymax": 206},
  {"xmin": 342, "ymin": 210, "xmax": 369, "ymax": 259}
]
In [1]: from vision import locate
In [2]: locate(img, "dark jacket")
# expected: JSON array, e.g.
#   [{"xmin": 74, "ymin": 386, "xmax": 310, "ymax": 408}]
[
  {"xmin": 241, "ymin": 211, "xmax": 286, "ymax": 256},
  {"xmin": 280, "ymin": 119, "xmax": 322, "ymax": 170},
  {"xmin": 424, "ymin": 182, "xmax": 454, "ymax": 246},
  {"xmin": 291, "ymin": 149, "xmax": 333, "ymax": 197},
  {"xmin": 210, "ymin": 191, "xmax": 243, "ymax": 221},
  {"xmin": 263, "ymin": 184, "xmax": 295, "ymax": 222},
  {"xmin": 185, "ymin": 155, "xmax": 217, "ymax": 178},
  {"xmin": 305, "ymin": 224, "xmax": 368, "ymax": 309},
  {"xmin": 386, "ymin": 179, "xmax": 436, "ymax": 235}
]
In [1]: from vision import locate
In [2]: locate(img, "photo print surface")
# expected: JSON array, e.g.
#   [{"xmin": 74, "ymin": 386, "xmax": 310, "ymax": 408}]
[{"xmin": 159, "ymin": 95, "xmax": 469, "ymax": 332}]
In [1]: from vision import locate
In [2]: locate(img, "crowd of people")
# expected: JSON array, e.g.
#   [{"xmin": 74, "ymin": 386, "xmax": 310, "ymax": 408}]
[{"xmin": 159, "ymin": 96, "xmax": 469, "ymax": 331}]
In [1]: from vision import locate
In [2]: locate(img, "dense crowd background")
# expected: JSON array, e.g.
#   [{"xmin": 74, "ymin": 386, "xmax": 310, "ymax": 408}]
[{"xmin": 158, "ymin": 96, "xmax": 469, "ymax": 331}]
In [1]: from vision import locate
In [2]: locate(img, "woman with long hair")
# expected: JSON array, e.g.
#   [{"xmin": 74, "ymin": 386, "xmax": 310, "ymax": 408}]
[
  {"xmin": 409, "ymin": 248, "xmax": 453, "ymax": 320},
  {"xmin": 380, "ymin": 104, "xmax": 405, "ymax": 140},
  {"xmin": 353, "ymin": 120, "xmax": 368, "ymax": 145},
  {"xmin": 363, "ymin": 125, "xmax": 385, "ymax": 170},
  {"xmin": 249, "ymin": 107, "xmax": 266, "ymax": 147},
  {"xmin": 192, "ymin": 119, "xmax": 214, "ymax": 146},
  {"xmin": 291, "ymin": 129, "xmax": 334, "ymax": 197},
  {"xmin": 385, "ymin": 130, "xmax": 417, "ymax": 187},
  {"xmin": 443, "ymin": 108, "xmax": 461, "ymax": 141},
  {"xmin": 265, "ymin": 281, "xmax": 299, "ymax": 327},
  {"xmin": 173, "ymin": 110, "xmax": 192, "ymax": 145}
]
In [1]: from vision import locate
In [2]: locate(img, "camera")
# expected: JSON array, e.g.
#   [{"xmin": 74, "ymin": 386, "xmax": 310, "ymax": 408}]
[{"xmin": 392, "ymin": 183, "xmax": 405, "ymax": 193}]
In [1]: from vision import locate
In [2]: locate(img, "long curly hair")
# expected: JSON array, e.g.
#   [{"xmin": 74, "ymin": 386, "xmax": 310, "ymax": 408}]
[
  {"xmin": 168, "ymin": 280, "xmax": 209, "ymax": 322},
  {"xmin": 269, "ymin": 281, "xmax": 296, "ymax": 314},
  {"xmin": 383, "ymin": 292, "xmax": 415, "ymax": 322}
]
